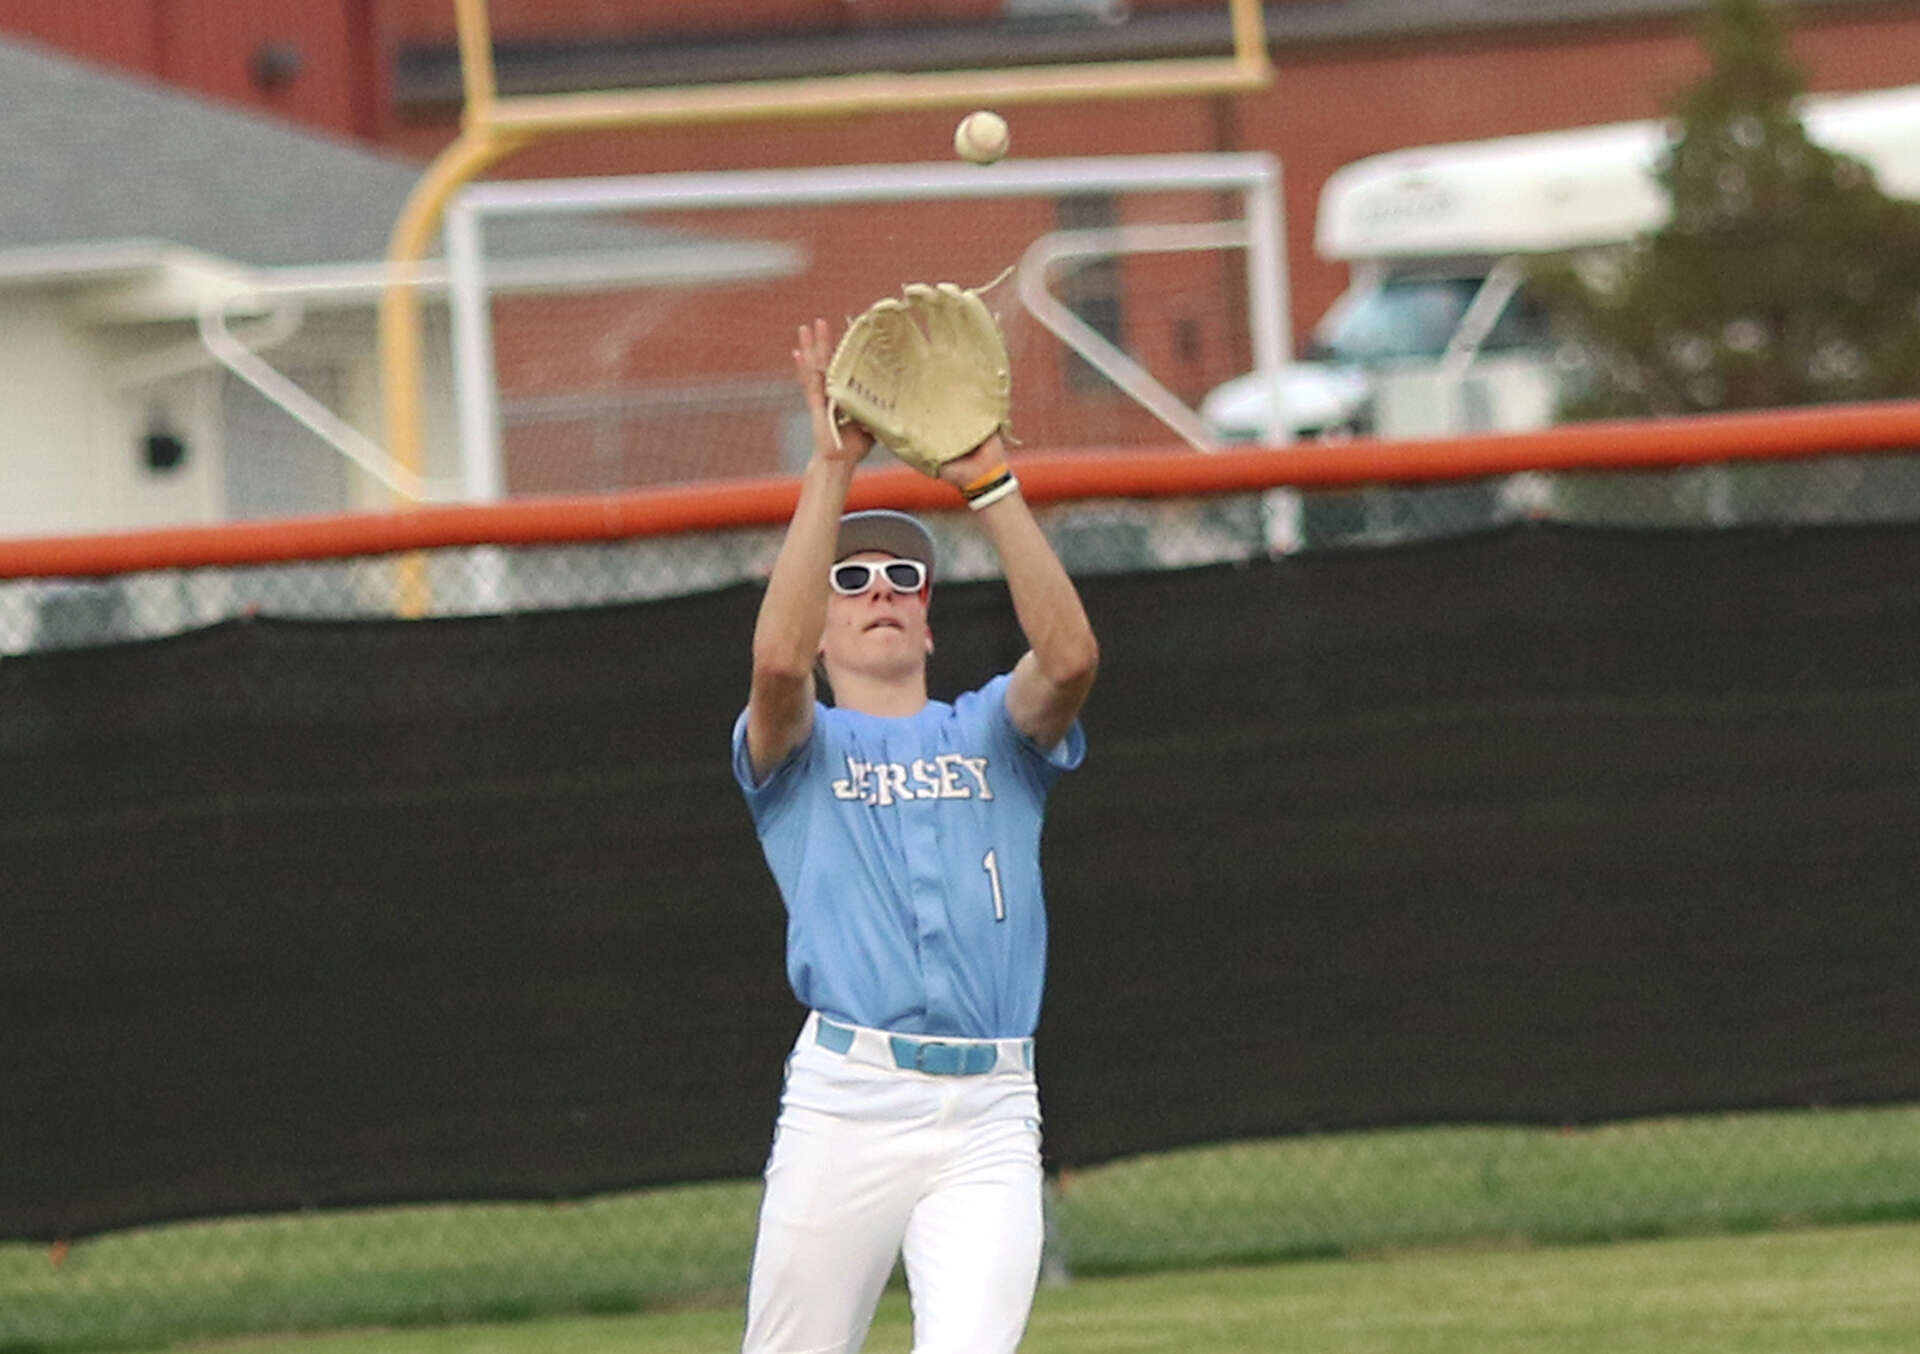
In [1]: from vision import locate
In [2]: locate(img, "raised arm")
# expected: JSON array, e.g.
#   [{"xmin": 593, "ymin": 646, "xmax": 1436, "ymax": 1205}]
[
  {"xmin": 745, "ymin": 320, "xmax": 872, "ymax": 781},
  {"xmin": 941, "ymin": 435, "xmax": 1098, "ymax": 750}
]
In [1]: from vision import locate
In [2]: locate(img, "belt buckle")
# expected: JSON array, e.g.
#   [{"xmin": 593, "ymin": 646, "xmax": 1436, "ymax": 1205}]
[
  {"xmin": 891, "ymin": 1035, "xmax": 999, "ymax": 1076},
  {"xmin": 915, "ymin": 1040, "xmax": 956, "ymax": 1075},
  {"xmin": 893, "ymin": 1037, "xmax": 957, "ymax": 1076}
]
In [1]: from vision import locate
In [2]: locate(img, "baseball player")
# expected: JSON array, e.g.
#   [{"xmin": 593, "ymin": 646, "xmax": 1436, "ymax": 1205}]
[{"xmin": 729, "ymin": 317, "xmax": 1099, "ymax": 1354}]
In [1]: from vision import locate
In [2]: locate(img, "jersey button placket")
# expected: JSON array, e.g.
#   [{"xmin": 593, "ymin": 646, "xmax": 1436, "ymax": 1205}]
[{"xmin": 897, "ymin": 730, "xmax": 952, "ymax": 1030}]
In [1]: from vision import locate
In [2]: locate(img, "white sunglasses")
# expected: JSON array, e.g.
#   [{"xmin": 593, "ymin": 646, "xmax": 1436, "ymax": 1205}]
[{"xmin": 829, "ymin": 558, "xmax": 928, "ymax": 596}]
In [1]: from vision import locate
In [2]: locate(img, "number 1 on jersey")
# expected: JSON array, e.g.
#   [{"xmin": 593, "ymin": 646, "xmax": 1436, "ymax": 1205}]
[{"xmin": 982, "ymin": 849, "xmax": 1007, "ymax": 922}]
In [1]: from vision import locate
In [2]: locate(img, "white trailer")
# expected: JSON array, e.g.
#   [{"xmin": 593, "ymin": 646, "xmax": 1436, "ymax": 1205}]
[{"xmin": 1204, "ymin": 83, "xmax": 1920, "ymax": 443}]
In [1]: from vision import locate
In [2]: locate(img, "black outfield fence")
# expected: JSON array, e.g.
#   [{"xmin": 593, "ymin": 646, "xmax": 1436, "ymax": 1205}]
[
  {"xmin": 7, "ymin": 489, "xmax": 1920, "ymax": 1350},
  {"xmin": 6, "ymin": 520, "xmax": 1919, "ymax": 1252}
]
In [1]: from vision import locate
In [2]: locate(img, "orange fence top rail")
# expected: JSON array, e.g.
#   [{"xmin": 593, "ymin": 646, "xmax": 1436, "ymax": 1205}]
[{"xmin": 5, "ymin": 399, "xmax": 1920, "ymax": 581}]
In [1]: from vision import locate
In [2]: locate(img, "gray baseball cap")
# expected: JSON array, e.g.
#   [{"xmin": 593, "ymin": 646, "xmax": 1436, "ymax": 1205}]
[{"xmin": 834, "ymin": 509, "xmax": 935, "ymax": 577}]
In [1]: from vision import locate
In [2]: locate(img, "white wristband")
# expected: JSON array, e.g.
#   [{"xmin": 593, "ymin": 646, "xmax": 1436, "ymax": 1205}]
[{"xmin": 967, "ymin": 474, "xmax": 1020, "ymax": 511}]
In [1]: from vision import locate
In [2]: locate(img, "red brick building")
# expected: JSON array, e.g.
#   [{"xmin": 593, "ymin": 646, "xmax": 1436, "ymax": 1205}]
[
  {"xmin": 7, "ymin": 1, "xmax": 1917, "ymax": 478},
  {"xmin": 7, "ymin": 0, "xmax": 1916, "ymax": 348}
]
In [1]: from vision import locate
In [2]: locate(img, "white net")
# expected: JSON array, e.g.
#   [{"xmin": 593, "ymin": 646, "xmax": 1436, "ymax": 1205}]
[{"xmin": 446, "ymin": 155, "xmax": 1289, "ymax": 494}]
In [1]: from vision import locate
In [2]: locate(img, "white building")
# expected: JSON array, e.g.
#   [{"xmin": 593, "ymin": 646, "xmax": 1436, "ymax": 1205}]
[{"xmin": 0, "ymin": 35, "xmax": 794, "ymax": 539}]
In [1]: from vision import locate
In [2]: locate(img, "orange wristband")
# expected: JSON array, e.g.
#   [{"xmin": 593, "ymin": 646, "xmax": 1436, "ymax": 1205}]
[
  {"xmin": 962, "ymin": 463, "xmax": 1012, "ymax": 496},
  {"xmin": 965, "ymin": 471, "xmax": 1020, "ymax": 511}
]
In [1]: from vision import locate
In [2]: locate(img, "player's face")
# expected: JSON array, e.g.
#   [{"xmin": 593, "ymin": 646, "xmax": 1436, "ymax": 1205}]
[{"xmin": 821, "ymin": 550, "xmax": 933, "ymax": 677}]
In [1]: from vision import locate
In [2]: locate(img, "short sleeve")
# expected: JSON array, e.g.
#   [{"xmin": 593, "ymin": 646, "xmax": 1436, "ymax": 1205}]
[
  {"xmin": 731, "ymin": 706, "xmax": 817, "ymax": 806},
  {"xmin": 960, "ymin": 673, "xmax": 1085, "ymax": 790}
]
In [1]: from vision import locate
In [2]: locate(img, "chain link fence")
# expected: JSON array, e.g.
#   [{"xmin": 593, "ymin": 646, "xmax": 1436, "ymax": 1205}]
[
  {"xmin": 6, "ymin": 449, "xmax": 1920, "ymax": 1350},
  {"xmin": 7, "ymin": 1106, "xmax": 1919, "ymax": 1350},
  {"xmin": 8, "ymin": 452, "xmax": 1920, "ymax": 655}
]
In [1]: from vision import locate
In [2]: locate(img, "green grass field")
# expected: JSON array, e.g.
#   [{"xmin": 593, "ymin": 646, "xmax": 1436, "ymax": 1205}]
[
  {"xmin": 7, "ymin": 1104, "xmax": 1919, "ymax": 1352},
  {"xmin": 168, "ymin": 1221, "xmax": 1920, "ymax": 1354}
]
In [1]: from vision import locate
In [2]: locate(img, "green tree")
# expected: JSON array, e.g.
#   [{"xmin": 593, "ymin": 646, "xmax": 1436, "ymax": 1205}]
[{"xmin": 1534, "ymin": 0, "xmax": 1920, "ymax": 419}]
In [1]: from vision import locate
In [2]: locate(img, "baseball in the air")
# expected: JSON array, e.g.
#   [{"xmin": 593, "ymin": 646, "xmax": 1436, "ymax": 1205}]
[{"xmin": 954, "ymin": 110, "xmax": 1010, "ymax": 165}]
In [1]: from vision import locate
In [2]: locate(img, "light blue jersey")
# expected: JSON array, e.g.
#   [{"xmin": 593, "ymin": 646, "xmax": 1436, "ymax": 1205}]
[{"xmin": 732, "ymin": 673, "xmax": 1085, "ymax": 1039}]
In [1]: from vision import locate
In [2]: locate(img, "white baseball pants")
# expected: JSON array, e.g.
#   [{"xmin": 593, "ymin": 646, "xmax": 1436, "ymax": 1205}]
[{"xmin": 741, "ymin": 1013, "xmax": 1046, "ymax": 1354}]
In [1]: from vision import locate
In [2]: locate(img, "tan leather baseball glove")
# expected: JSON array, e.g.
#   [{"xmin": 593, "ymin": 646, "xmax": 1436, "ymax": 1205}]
[{"xmin": 824, "ymin": 282, "xmax": 1012, "ymax": 475}]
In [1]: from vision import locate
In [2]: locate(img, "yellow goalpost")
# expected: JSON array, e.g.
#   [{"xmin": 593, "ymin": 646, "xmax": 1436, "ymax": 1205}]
[{"xmin": 378, "ymin": 0, "xmax": 1274, "ymax": 500}]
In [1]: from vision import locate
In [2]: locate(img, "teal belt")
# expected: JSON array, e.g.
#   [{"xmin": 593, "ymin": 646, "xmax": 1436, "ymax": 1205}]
[{"xmin": 815, "ymin": 1016, "xmax": 1029, "ymax": 1076}]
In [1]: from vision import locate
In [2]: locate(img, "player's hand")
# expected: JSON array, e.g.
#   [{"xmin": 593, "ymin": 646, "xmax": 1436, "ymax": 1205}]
[
  {"xmin": 937, "ymin": 432, "xmax": 1010, "ymax": 494},
  {"xmin": 794, "ymin": 319, "xmax": 874, "ymax": 466}
]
